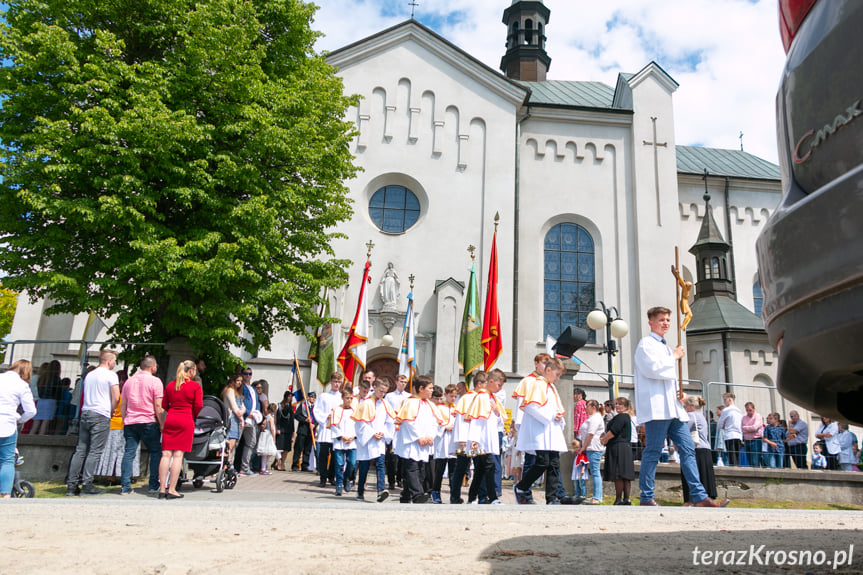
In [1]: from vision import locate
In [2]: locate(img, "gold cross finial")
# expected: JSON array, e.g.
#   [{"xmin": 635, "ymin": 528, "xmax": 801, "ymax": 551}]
[
  {"xmin": 365, "ymin": 240, "xmax": 375, "ymax": 260},
  {"xmin": 409, "ymin": 274, "xmax": 415, "ymax": 291},
  {"xmin": 468, "ymin": 245, "xmax": 476, "ymax": 261}
]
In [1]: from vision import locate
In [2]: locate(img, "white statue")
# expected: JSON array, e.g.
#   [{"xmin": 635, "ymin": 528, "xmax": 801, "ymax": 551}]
[{"xmin": 379, "ymin": 262, "xmax": 400, "ymax": 309}]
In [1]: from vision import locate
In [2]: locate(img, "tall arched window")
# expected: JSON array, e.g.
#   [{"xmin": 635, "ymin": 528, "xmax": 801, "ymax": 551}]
[
  {"xmin": 753, "ymin": 281, "xmax": 763, "ymax": 317},
  {"xmin": 544, "ymin": 223, "xmax": 596, "ymax": 344},
  {"xmin": 524, "ymin": 19, "xmax": 534, "ymax": 44}
]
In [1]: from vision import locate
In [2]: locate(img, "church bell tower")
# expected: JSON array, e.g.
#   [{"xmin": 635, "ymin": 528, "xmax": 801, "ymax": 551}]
[{"xmin": 500, "ymin": 1, "xmax": 551, "ymax": 82}]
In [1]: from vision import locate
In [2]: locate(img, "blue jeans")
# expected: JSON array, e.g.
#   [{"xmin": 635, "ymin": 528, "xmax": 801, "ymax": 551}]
[
  {"xmin": 357, "ymin": 453, "xmax": 386, "ymax": 494},
  {"xmin": 587, "ymin": 450, "xmax": 603, "ymax": 500},
  {"xmin": 0, "ymin": 432, "xmax": 17, "ymax": 495},
  {"xmin": 334, "ymin": 449, "xmax": 356, "ymax": 491},
  {"xmin": 67, "ymin": 410, "xmax": 111, "ymax": 488},
  {"xmin": 640, "ymin": 418, "xmax": 707, "ymax": 503},
  {"xmin": 744, "ymin": 439, "xmax": 762, "ymax": 467},
  {"xmin": 122, "ymin": 422, "xmax": 162, "ymax": 491},
  {"xmin": 764, "ymin": 449, "xmax": 783, "ymax": 469},
  {"xmin": 574, "ymin": 479, "xmax": 586, "ymax": 498}
]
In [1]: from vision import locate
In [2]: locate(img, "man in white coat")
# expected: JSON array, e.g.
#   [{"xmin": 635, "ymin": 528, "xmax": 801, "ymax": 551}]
[
  {"xmin": 634, "ymin": 306, "xmax": 728, "ymax": 507},
  {"xmin": 352, "ymin": 379, "xmax": 396, "ymax": 502},
  {"xmin": 313, "ymin": 372, "xmax": 344, "ymax": 487}
]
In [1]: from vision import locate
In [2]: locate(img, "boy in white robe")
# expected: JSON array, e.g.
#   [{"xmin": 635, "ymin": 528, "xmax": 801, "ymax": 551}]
[
  {"xmin": 513, "ymin": 358, "xmax": 567, "ymax": 505},
  {"xmin": 313, "ymin": 372, "xmax": 344, "ymax": 487},
  {"xmin": 394, "ymin": 376, "xmax": 444, "ymax": 504},
  {"xmin": 465, "ymin": 374, "xmax": 503, "ymax": 504},
  {"xmin": 352, "ymin": 379, "xmax": 396, "ymax": 502},
  {"xmin": 432, "ymin": 384, "xmax": 458, "ymax": 504},
  {"xmin": 448, "ymin": 372, "xmax": 484, "ymax": 504},
  {"xmin": 329, "ymin": 388, "xmax": 357, "ymax": 496}
]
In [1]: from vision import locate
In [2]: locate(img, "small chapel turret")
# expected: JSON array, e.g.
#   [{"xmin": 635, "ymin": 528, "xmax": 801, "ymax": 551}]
[
  {"xmin": 689, "ymin": 191, "xmax": 735, "ymax": 299},
  {"xmin": 500, "ymin": 1, "xmax": 551, "ymax": 81}
]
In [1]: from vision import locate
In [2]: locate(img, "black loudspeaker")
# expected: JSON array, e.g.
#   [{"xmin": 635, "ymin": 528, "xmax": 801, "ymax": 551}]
[{"xmin": 552, "ymin": 326, "xmax": 589, "ymax": 359}]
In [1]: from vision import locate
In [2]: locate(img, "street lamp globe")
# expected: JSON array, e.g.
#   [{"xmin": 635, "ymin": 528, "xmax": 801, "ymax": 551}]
[
  {"xmin": 586, "ymin": 309, "xmax": 607, "ymax": 331},
  {"xmin": 381, "ymin": 333, "xmax": 394, "ymax": 347},
  {"xmin": 610, "ymin": 318, "xmax": 629, "ymax": 339}
]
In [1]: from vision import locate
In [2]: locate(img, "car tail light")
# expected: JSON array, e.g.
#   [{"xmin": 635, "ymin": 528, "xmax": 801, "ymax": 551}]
[{"xmin": 779, "ymin": 0, "xmax": 818, "ymax": 53}]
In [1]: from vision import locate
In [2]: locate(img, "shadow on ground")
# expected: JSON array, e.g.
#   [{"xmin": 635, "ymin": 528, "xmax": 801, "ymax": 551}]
[{"xmin": 480, "ymin": 529, "xmax": 862, "ymax": 574}]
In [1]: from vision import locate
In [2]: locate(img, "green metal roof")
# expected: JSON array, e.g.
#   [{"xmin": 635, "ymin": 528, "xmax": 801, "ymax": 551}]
[
  {"xmin": 519, "ymin": 80, "xmax": 616, "ymax": 109},
  {"xmin": 687, "ymin": 295, "xmax": 766, "ymax": 334},
  {"xmin": 676, "ymin": 145, "xmax": 780, "ymax": 181}
]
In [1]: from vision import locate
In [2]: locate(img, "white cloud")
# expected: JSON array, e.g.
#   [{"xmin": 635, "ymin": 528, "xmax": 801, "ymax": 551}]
[{"xmin": 313, "ymin": 0, "xmax": 785, "ymax": 163}]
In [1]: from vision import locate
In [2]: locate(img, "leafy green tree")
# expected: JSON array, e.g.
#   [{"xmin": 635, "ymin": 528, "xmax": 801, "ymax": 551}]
[
  {"xmin": 0, "ymin": 287, "xmax": 17, "ymax": 339},
  {"xmin": 0, "ymin": 0, "xmax": 358, "ymax": 375}
]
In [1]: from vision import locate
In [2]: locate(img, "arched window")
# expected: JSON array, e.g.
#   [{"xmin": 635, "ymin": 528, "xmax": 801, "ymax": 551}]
[
  {"xmin": 369, "ymin": 185, "xmax": 420, "ymax": 233},
  {"xmin": 702, "ymin": 258, "xmax": 710, "ymax": 279},
  {"xmin": 524, "ymin": 19, "xmax": 533, "ymax": 44},
  {"xmin": 544, "ymin": 223, "xmax": 596, "ymax": 344},
  {"xmin": 753, "ymin": 281, "xmax": 763, "ymax": 317},
  {"xmin": 711, "ymin": 257, "xmax": 720, "ymax": 279}
]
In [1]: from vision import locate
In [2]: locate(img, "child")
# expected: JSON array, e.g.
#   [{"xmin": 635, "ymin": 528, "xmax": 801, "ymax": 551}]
[
  {"xmin": 811, "ymin": 442, "xmax": 828, "ymax": 470},
  {"xmin": 256, "ymin": 404, "xmax": 279, "ymax": 475},
  {"xmin": 431, "ymin": 384, "xmax": 457, "ymax": 504},
  {"xmin": 329, "ymin": 389, "xmax": 357, "ymax": 496},
  {"xmin": 513, "ymin": 358, "xmax": 567, "ymax": 505},
  {"xmin": 449, "ymin": 372, "xmax": 483, "ymax": 504},
  {"xmin": 352, "ymin": 379, "xmax": 395, "ymax": 502},
  {"xmin": 511, "ymin": 354, "xmax": 549, "ymax": 501},
  {"xmin": 571, "ymin": 438, "xmax": 588, "ymax": 502},
  {"xmin": 394, "ymin": 376, "xmax": 445, "ymax": 504},
  {"xmin": 465, "ymin": 372, "xmax": 504, "ymax": 504},
  {"xmin": 763, "ymin": 412, "xmax": 786, "ymax": 469}
]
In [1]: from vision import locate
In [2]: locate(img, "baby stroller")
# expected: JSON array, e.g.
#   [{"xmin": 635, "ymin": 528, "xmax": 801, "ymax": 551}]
[
  {"xmin": 12, "ymin": 450, "xmax": 35, "ymax": 498},
  {"xmin": 185, "ymin": 395, "xmax": 236, "ymax": 492}
]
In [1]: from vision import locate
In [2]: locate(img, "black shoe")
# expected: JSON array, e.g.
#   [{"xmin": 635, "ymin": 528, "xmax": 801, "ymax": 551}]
[
  {"xmin": 450, "ymin": 497, "xmax": 464, "ymax": 504},
  {"xmin": 80, "ymin": 485, "xmax": 105, "ymax": 496},
  {"xmin": 165, "ymin": 492, "xmax": 184, "ymax": 500},
  {"xmin": 319, "ymin": 481, "xmax": 327, "ymax": 488},
  {"xmin": 413, "ymin": 494, "xmax": 430, "ymax": 504},
  {"xmin": 377, "ymin": 490, "xmax": 389, "ymax": 503},
  {"xmin": 65, "ymin": 487, "xmax": 78, "ymax": 497}
]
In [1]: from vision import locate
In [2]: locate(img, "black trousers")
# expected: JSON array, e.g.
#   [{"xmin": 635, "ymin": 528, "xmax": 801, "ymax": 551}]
[
  {"xmin": 516, "ymin": 450, "xmax": 560, "ymax": 502},
  {"xmin": 788, "ymin": 443, "xmax": 808, "ymax": 470},
  {"xmin": 433, "ymin": 457, "xmax": 456, "ymax": 493},
  {"xmin": 386, "ymin": 442, "xmax": 403, "ymax": 486},
  {"xmin": 468, "ymin": 454, "xmax": 497, "ymax": 503},
  {"xmin": 724, "ymin": 439, "xmax": 742, "ymax": 466},
  {"xmin": 292, "ymin": 433, "xmax": 312, "ymax": 469},
  {"xmin": 449, "ymin": 453, "xmax": 470, "ymax": 503},
  {"xmin": 399, "ymin": 457, "xmax": 425, "ymax": 502},
  {"xmin": 317, "ymin": 442, "xmax": 335, "ymax": 483}
]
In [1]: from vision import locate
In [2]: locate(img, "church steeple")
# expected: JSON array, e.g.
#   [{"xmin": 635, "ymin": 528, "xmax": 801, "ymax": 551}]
[
  {"xmin": 689, "ymin": 188, "xmax": 735, "ymax": 300},
  {"xmin": 500, "ymin": 1, "xmax": 551, "ymax": 82}
]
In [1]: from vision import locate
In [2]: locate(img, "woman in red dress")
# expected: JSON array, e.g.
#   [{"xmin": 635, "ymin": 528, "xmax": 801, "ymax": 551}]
[{"xmin": 158, "ymin": 360, "xmax": 203, "ymax": 499}]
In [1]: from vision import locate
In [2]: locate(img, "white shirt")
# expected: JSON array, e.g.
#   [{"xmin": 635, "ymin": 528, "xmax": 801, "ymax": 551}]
[
  {"xmin": 394, "ymin": 399, "xmax": 439, "ymax": 462},
  {"xmin": 0, "ymin": 371, "xmax": 37, "ymax": 437},
  {"xmin": 385, "ymin": 389, "xmax": 411, "ymax": 413},
  {"xmin": 514, "ymin": 381, "xmax": 567, "ymax": 453},
  {"xmin": 717, "ymin": 405, "xmax": 743, "ymax": 441},
  {"xmin": 817, "ymin": 421, "xmax": 840, "ymax": 455},
  {"xmin": 354, "ymin": 398, "xmax": 394, "ymax": 461},
  {"xmin": 633, "ymin": 333, "xmax": 688, "ymax": 425},
  {"xmin": 433, "ymin": 404, "xmax": 456, "ymax": 459},
  {"xmin": 583, "ymin": 412, "xmax": 606, "ymax": 452},
  {"xmin": 330, "ymin": 407, "xmax": 356, "ymax": 451},
  {"xmin": 82, "ymin": 366, "xmax": 119, "ymax": 418},
  {"xmin": 313, "ymin": 390, "xmax": 342, "ymax": 443}
]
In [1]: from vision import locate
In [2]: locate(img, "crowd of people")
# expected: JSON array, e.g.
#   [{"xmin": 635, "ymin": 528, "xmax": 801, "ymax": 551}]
[{"xmin": 1, "ymin": 305, "xmax": 861, "ymax": 501}]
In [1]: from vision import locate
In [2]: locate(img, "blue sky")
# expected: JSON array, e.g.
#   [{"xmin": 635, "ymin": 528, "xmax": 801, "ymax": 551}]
[{"xmin": 312, "ymin": 0, "xmax": 786, "ymax": 164}]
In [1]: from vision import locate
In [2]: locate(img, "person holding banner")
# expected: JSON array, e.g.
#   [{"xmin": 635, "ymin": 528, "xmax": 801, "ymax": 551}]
[
  {"xmin": 633, "ymin": 306, "xmax": 728, "ymax": 508},
  {"xmin": 313, "ymin": 372, "xmax": 344, "ymax": 487}
]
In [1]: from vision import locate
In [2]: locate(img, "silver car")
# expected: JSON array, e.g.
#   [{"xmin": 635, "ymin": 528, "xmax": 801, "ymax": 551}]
[{"xmin": 756, "ymin": 0, "xmax": 863, "ymax": 425}]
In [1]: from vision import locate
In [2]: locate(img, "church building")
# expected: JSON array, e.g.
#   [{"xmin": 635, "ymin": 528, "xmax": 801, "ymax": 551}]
[{"xmin": 6, "ymin": 1, "xmax": 785, "ymax": 413}]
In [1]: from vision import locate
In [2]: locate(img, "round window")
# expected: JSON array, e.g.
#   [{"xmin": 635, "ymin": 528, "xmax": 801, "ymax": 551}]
[{"xmin": 369, "ymin": 185, "xmax": 420, "ymax": 233}]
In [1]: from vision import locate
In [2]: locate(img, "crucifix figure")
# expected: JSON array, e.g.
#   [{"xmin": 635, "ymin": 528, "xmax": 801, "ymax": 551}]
[{"xmin": 643, "ymin": 116, "xmax": 667, "ymax": 227}]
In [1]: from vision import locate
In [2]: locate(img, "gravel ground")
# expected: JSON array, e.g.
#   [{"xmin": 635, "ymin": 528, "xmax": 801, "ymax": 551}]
[{"xmin": 2, "ymin": 470, "xmax": 861, "ymax": 574}]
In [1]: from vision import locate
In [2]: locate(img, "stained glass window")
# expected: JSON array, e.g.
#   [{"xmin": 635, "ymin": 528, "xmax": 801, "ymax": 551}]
[
  {"xmin": 544, "ymin": 223, "xmax": 595, "ymax": 344},
  {"xmin": 369, "ymin": 186, "xmax": 420, "ymax": 233}
]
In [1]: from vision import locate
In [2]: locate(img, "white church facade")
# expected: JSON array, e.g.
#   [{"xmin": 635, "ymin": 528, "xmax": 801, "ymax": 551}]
[{"xmin": 6, "ymin": 3, "xmax": 786, "ymax": 413}]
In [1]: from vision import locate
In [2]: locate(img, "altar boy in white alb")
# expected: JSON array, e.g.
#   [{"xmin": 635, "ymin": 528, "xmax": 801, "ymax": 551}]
[
  {"xmin": 465, "ymin": 372, "xmax": 503, "ymax": 504},
  {"xmin": 329, "ymin": 388, "xmax": 357, "ymax": 497},
  {"xmin": 313, "ymin": 372, "xmax": 344, "ymax": 487},
  {"xmin": 352, "ymin": 378, "xmax": 396, "ymax": 502},
  {"xmin": 513, "ymin": 358, "xmax": 567, "ymax": 505},
  {"xmin": 394, "ymin": 376, "xmax": 444, "ymax": 504}
]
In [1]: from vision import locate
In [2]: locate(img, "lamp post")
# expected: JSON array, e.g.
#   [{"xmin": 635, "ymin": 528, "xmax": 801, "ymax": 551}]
[{"xmin": 586, "ymin": 301, "xmax": 629, "ymax": 401}]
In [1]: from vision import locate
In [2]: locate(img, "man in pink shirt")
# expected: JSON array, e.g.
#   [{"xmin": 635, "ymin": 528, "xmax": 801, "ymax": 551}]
[
  {"xmin": 120, "ymin": 356, "xmax": 165, "ymax": 495},
  {"xmin": 741, "ymin": 402, "xmax": 764, "ymax": 468}
]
